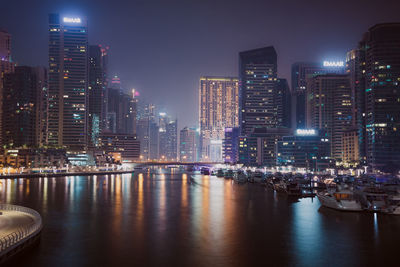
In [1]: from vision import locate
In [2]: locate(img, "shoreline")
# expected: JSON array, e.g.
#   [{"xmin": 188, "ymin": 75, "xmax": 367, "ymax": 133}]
[{"xmin": 0, "ymin": 169, "xmax": 135, "ymax": 179}]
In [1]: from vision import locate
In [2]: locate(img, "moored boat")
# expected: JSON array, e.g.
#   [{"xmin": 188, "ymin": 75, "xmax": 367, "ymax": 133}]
[
  {"xmin": 233, "ymin": 170, "xmax": 247, "ymax": 183},
  {"xmin": 317, "ymin": 185, "xmax": 363, "ymax": 211}
]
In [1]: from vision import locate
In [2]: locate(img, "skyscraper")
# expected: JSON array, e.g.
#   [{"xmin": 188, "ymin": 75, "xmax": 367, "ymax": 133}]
[
  {"xmin": 291, "ymin": 62, "xmax": 345, "ymax": 129},
  {"xmin": 360, "ymin": 23, "xmax": 400, "ymax": 169},
  {"xmin": 276, "ymin": 78, "xmax": 291, "ymax": 128},
  {"xmin": 158, "ymin": 113, "xmax": 178, "ymax": 161},
  {"xmin": 0, "ymin": 29, "xmax": 11, "ymax": 61},
  {"xmin": 88, "ymin": 45, "xmax": 107, "ymax": 147},
  {"xmin": 223, "ymin": 127, "xmax": 240, "ymax": 164},
  {"xmin": 165, "ymin": 119, "xmax": 178, "ymax": 161},
  {"xmin": 199, "ymin": 76, "xmax": 239, "ymax": 161},
  {"xmin": 180, "ymin": 127, "xmax": 196, "ymax": 162},
  {"xmin": 346, "ymin": 49, "xmax": 366, "ymax": 164},
  {"xmin": 239, "ymin": 46, "xmax": 277, "ymax": 135},
  {"xmin": 307, "ymin": 74, "xmax": 353, "ymax": 161},
  {"xmin": 2, "ymin": 66, "xmax": 48, "ymax": 148},
  {"xmin": 0, "ymin": 29, "xmax": 15, "ymax": 147},
  {"xmin": 48, "ymin": 14, "xmax": 88, "ymax": 151}
]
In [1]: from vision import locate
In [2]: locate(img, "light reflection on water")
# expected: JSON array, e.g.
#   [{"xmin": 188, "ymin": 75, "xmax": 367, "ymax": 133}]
[{"xmin": 0, "ymin": 168, "xmax": 399, "ymax": 267}]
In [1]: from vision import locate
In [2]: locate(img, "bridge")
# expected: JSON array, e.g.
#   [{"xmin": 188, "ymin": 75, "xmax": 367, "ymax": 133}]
[{"xmin": 132, "ymin": 162, "xmax": 220, "ymax": 167}]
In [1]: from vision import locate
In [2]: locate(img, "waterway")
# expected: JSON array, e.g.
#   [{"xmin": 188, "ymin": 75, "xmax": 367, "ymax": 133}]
[{"xmin": 0, "ymin": 167, "xmax": 399, "ymax": 266}]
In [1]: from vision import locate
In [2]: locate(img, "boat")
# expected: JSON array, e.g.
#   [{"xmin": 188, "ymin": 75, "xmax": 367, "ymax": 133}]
[
  {"xmin": 216, "ymin": 169, "xmax": 225, "ymax": 178},
  {"xmin": 224, "ymin": 170, "xmax": 234, "ymax": 179},
  {"xmin": 201, "ymin": 167, "xmax": 210, "ymax": 175},
  {"xmin": 251, "ymin": 171, "xmax": 265, "ymax": 183},
  {"xmin": 356, "ymin": 187, "xmax": 388, "ymax": 212},
  {"xmin": 233, "ymin": 170, "xmax": 247, "ymax": 183},
  {"xmin": 285, "ymin": 181, "xmax": 302, "ymax": 197},
  {"xmin": 317, "ymin": 184, "xmax": 363, "ymax": 211},
  {"xmin": 382, "ymin": 194, "xmax": 400, "ymax": 215}
]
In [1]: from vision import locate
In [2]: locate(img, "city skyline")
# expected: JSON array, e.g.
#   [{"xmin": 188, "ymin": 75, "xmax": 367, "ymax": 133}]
[{"xmin": 2, "ymin": 0, "xmax": 400, "ymax": 128}]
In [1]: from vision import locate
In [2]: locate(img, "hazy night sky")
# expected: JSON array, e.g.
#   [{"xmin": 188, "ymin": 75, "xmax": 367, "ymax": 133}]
[{"xmin": 1, "ymin": 0, "xmax": 399, "ymax": 129}]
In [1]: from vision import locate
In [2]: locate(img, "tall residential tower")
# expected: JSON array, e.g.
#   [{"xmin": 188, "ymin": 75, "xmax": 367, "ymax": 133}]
[
  {"xmin": 199, "ymin": 76, "xmax": 239, "ymax": 161},
  {"xmin": 48, "ymin": 14, "xmax": 88, "ymax": 151}
]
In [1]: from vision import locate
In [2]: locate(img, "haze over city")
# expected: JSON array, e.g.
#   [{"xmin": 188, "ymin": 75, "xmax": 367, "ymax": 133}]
[
  {"xmin": 2, "ymin": 0, "xmax": 399, "ymax": 127},
  {"xmin": 1, "ymin": 0, "xmax": 400, "ymax": 266}
]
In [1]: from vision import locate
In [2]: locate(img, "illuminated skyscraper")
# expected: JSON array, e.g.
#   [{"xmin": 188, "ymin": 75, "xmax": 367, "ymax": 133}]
[
  {"xmin": 0, "ymin": 29, "xmax": 14, "ymax": 147},
  {"xmin": 199, "ymin": 76, "xmax": 239, "ymax": 162},
  {"xmin": 239, "ymin": 46, "xmax": 277, "ymax": 135},
  {"xmin": 2, "ymin": 66, "xmax": 48, "ymax": 148},
  {"xmin": 158, "ymin": 113, "xmax": 178, "ymax": 161},
  {"xmin": 88, "ymin": 45, "xmax": 108, "ymax": 147},
  {"xmin": 291, "ymin": 62, "xmax": 345, "ymax": 129},
  {"xmin": 307, "ymin": 74, "xmax": 353, "ymax": 161},
  {"xmin": 358, "ymin": 23, "xmax": 400, "ymax": 170},
  {"xmin": 180, "ymin": 127, "xmax": 196, "ymax": 162},
  {"xmin": 48, "ymin": 14, "xmax": 88, "ymax": 151},
  {"xmin": 346, "ymin": 49, "xmax": 366, "ymax": 164}
]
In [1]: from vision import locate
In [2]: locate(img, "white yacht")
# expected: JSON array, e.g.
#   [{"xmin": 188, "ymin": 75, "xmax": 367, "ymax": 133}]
[{"xmin": 317, "ymin": 185, "xmax": 363, "ymax": 211}]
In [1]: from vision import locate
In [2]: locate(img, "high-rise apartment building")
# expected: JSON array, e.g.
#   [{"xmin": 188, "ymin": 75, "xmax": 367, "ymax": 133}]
[
  {"xmin": 359, "ymin": 23, "xmax": 400, "ymax": 170},
  {"xmin": 165, "ymin": 119, "xmax": 178, "ymax": 161},
  {"xmin": 0, "ymin": 29, "xmax": 15, "ymax": 147},
  {"xmin": 2, "ymin": 66, "xmax": 48, "ymax": 148},
  {"xmin": 180, "ymin": 127, "xmax": 197, "ymax": 162},
  {"xmin": 88, "ymin": 45, "xmax": 108, "ymax": 147},
  {"xmin": 291, "ymin": 62, "xmax": 345, "ymax": 129},
  {"xmin": 107, "ymin": 87, "xmax": 136, "ymax": 135},
  {"xmin": 223, "ymin": 127, "xmax": 240, "ymax": 164},
  {"xmin": 48, "ymin": 14, "xmax": 88, "ymax": 151},
  {"xmin": 199, "ymin": 76, "xmax": 239, "ymax": 161},
  {"xmin": 346, "ymin": 49, "xmax": 366, "ymax": 164},
  {"xmin": 239, "ymin": 46, "xmax": 277, "ymax": 135},
  {"xmin": 276, "ymin": 78, "xmax": 291, "ymax": 128},
  {"xmin": 158, "ymin": 113, "xmax": 178, "ymax": 161},
  {"xmin": 307, "ymin": 74, "xmax": 353, "ymax": 161}
]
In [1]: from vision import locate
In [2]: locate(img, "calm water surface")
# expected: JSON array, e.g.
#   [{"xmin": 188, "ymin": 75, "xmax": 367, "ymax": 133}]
[{"xmin": 0, "ymin": 167, "xmax": 399, "ymax": 267}]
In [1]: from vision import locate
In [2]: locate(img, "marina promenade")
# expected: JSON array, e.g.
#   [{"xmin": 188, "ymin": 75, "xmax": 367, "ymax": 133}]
[{"xmin": 0, "ymin": 205, "xmax": 42, "ymax": 263}]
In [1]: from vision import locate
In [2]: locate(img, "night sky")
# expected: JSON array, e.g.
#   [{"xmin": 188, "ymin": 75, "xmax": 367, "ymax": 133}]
[{"xmin": 1, "ymin": 0, "xmax": 399, "ymax": 129}]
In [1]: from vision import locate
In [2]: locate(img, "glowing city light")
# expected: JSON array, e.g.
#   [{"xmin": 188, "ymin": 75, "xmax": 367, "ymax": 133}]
[
  {"xmin": 296, "ymin": 129, "xmax": 317, "ymax": 136},
  {"xmin": 63, "ymin": 17, "xmax": 81, "ymax": 23},
  {"xmin": 323, "ymin": 61, "xmax": 344, "ymax": 67}
]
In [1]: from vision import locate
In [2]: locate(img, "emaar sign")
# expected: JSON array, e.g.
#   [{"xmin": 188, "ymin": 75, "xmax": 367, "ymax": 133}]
[
  {"xmin": 323, "ymin": 61, "xmax": 344, "ymax": 67},
  {"xmin": 63, "ymin": 17, "xmax": 81, "ymax": 23},
  {"xmin": 296, "ymin": 129, "xmax": 317, "ymax": 136}
]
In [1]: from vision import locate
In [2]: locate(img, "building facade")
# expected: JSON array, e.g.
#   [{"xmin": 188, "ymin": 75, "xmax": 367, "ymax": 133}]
[
  {"xmin": 0, "ymin": 29, "xmax": 15, "ymax": 147},
  {"xmin": 99, "ymin": 133, "xmax": 140, "ymax": 161},
  {"xmin": 239, "ymin": 46, "xmax": 278, "ymax": 135},
  {"xmin": 342, "ymin": 129, "xmax": 359, "ymax": 167},
  {"xmin": 48, "ymin": 14, "xmax": 88, "ymax": 151},
  {"xmin": 291, "ymin": 62, "xmax": 345, "ymax": 129},
  {"xmin": 223, "ymin": 127, "xmax": 240, "ymax": 164},
  {"xmin": 88, "ymin": 45, "xmax": 108, "ymax": 147},
  {"xmin": 2, "ymin": 66, "xmax": 48, "ymax": 148},
  {"xmin": 277, "ymin": 129, "xmax": 331, "ymax": 172},
  {"xmin": 199, "ymin": 76, "xmax": 239, "ymax": 162},
  {"xmin": 180, "ymin": 127, "xmax": 197, "ymax": 162},
  {"xmin": 307, "ymin": 74, "xmax": 353, "ymax": 162},
  {"xmin": 362, "ymin": 24, "xmax": 400, "ymax": 170},
  {"xmin": 239, "ymin": 127, "xmax": 291, "ymax": 166}
]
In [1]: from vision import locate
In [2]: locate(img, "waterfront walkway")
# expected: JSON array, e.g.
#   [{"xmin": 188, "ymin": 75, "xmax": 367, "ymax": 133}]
[{"xmin": 0, "ymin": 205, "xmax": 42, "ymax": 263}]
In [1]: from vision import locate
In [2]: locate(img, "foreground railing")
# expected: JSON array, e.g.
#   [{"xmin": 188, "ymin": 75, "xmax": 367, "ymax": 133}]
[{"xmin": 0, "ymin": 204, "xmax": 42, "ymax": 254}]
